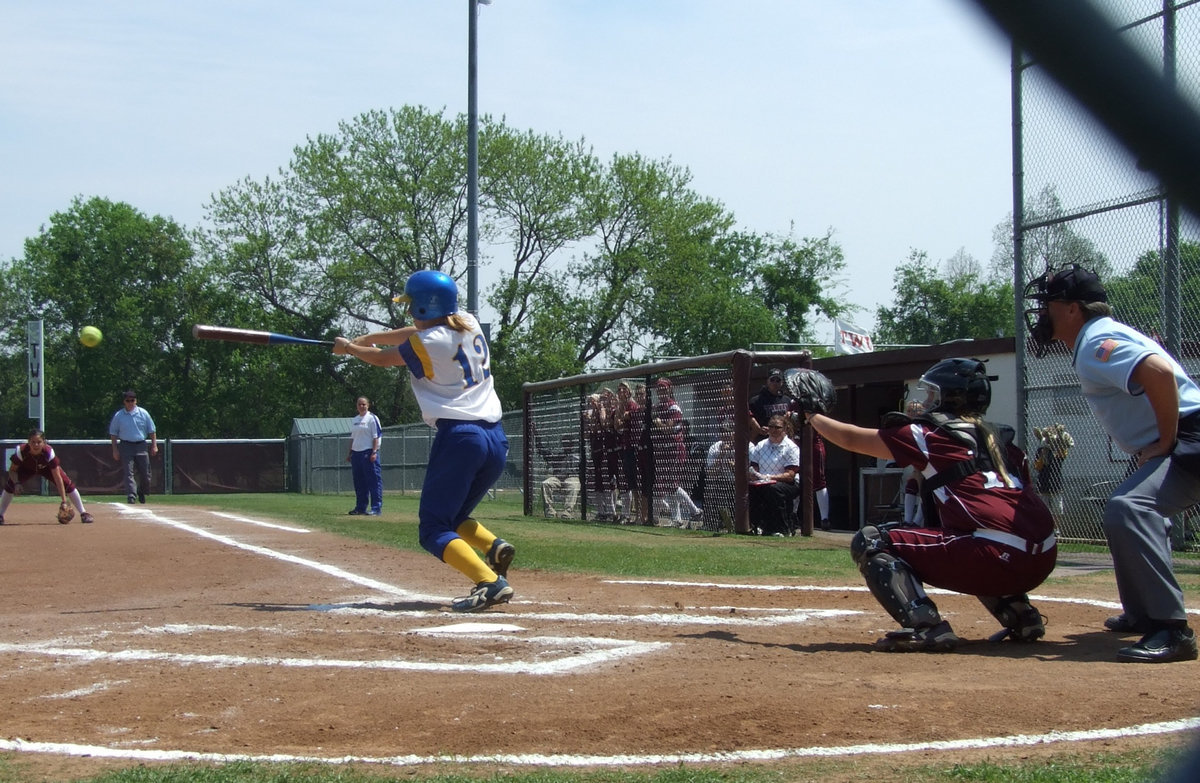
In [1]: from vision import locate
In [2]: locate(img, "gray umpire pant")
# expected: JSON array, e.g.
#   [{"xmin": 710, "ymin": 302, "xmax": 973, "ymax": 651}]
[
  {"xmin": 1103, "ymin": 455, "xmax": 1200, "ymax": 624},
  {"xmin": 118, "ymin": 440, "xmax": 151, "ymax": 501}
]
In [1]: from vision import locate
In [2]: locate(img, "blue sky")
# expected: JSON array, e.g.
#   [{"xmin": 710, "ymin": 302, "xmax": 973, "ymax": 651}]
[{"xmin": 1, "ymin": 1, "xmax": 1014, "ymax": 335}]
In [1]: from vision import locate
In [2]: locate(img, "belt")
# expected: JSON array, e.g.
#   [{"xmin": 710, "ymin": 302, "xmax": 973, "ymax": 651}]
[
  {"xmin": 119, "ymin": 440, "xmax": 148, "ymax": 444},
  {"xmin": 973, "ymin": 528, "xmax": 1057, "ymax": 555}
]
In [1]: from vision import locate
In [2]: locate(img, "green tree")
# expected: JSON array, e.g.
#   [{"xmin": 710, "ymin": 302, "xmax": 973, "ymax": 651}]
[
  {"xmin": 875, "ymin": 248, "xmax": 1015, "ymax": 346},
  {"xmin": 0, "ymin": 197, "xmax": 198, "ymax": 438},
  {"xmin": 1105, "ymin": 240, "xmax": 1200, "ymax": 343},
  {"xmin": 201, "ymin": 107, "xmax": 854, "ymax": 412},
  {"xmin": 991, "ymin": 184, "xmax": 1113, "ymax": 283}
]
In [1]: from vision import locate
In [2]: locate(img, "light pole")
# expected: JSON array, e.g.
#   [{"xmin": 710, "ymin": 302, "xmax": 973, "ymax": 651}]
[{"xmin": 466, "ymin": 0, "xmax": 490, "ymax": 317}]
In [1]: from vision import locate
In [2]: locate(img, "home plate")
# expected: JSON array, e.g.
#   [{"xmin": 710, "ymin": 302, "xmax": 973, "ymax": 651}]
[{"xmin": 413, "ymin": 622, "xmax": 526, "ymax": 635}]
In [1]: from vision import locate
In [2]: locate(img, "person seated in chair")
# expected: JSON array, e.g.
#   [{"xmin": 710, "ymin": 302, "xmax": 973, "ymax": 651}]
[
  {"xmin": 537, "ymin": 434, "xmax": 581, "ymax": 518},
  {"xmin": 747, "ymin": 414, "xmax": 801, "ymax": 536}
]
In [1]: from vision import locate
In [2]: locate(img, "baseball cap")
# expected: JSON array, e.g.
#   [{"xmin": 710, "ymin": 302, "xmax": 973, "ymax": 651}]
[
  {"xmin": 1026, "ymin": 264, "xmax": 1108, "ymax": 304},
  {"xmin": 655, "ymin": 378, "xmax": 672, "ymax": 390},
  {"xmin": 768, "ymin": 372, "xmax": 783, "ymax": 381}
]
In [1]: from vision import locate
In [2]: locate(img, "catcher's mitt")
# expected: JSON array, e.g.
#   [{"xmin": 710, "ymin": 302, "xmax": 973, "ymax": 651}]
[
  {"xmin": 784, "ymin": 368, "xmax": 837, "ymax": 415},
  {"xmin": 57, "ymin": 502, "xmax": 75, "ymax": 524}
]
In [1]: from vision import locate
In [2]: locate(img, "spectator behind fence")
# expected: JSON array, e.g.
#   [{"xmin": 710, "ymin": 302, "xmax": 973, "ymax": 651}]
[
  {"xmin": 747, "ymin": 414, "xmax": 801, "ymax": 536},
  {"xmin": 702, "ymin": 422, "xmax": 739, "ymax": 531},
  {"xmin": 651, "ymin": 378, "xmax": 686, "ymax": 525},
  {"xmin": 537, "ymin": 433, "xmax": 581, "ymax": 519},
  {"xmin": 901, "ymin": 399, "xmax": 927, "ymax": 525},
  {"xmin": 616, "ymin": 381, "xmax": 644, "ymax": 524},
  {"xmin": 584, "ymin": 388, "xmax": 621, "ymax": 521},
  {"xmin": 671, "ymin": 418, "xmax": 705, "ymax": 528},
  {"xmin": 750, "ymin": 371, "xmax": 790, "ymax": 441}
]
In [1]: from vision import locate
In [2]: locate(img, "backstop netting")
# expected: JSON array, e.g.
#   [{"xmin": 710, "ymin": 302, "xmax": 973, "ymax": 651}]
[
  {"xmin": 522, "ymin": 350, "xmax": 823, "ymax": 534},
  {"xmin": 1016, "ymin": 0, "xmax": 1200, "ymax": 550}
]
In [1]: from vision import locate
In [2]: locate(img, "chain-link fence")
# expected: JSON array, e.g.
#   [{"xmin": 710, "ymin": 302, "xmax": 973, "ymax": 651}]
[
  {"xmin": 290, "ymin": 419, "xmax": 525, "ymax": 496},
  {"xmin": 1016, "ymin": 0, "xmax": 1200, "ymax": 551},
  {"xmin": 523, "ymin": 351, "xmax": 829, "ymax": 534}
]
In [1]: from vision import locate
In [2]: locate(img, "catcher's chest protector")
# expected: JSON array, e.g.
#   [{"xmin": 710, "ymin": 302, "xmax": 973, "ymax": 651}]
[{"xmin": 884, "ymin": 411, "xmax": 1017, "ymax": 522}]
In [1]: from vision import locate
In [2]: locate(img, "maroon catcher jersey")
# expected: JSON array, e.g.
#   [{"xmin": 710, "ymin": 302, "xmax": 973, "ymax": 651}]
[{"xmin": 878, "ymin": 420, "xmax": 1054, "ymax": 544}]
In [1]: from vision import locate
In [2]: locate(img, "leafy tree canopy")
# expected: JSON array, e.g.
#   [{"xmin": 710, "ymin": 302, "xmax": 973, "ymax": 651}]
[{"xmin": 874, "ymin": 248, "xmax": 1014, "ymax": 346}]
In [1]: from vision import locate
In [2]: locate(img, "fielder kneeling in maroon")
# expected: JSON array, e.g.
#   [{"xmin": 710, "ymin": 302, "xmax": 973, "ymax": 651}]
[{"xmin": 807, "ymin": 358, "xmax": 1056, "ymax": 652}]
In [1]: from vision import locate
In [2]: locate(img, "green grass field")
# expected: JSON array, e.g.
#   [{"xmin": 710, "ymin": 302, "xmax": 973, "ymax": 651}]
[{"xmin": 1, "ymin": 491, "xmax": 1196, "ymax": 783}]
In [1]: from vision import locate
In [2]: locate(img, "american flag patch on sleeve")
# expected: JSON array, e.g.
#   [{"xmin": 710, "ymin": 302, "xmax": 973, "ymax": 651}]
[{"xmin": 1095, "ymin": 339, "xmax": 1119, "ymax": 362}]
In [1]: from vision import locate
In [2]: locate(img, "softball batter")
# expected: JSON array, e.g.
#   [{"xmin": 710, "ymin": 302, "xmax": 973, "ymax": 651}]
[{"xmin": 333, "ymin": 270, "xmax": 515, "ymax": 612}]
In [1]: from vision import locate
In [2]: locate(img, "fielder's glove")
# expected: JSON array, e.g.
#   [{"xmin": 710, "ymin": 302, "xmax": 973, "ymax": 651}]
[
  {"xmin": 784, "ymin": 368, "xmax": 837, "ymax": 416},
  {"xmin": 57, "ymin": 502, "xmax": 75, "ymax": 524}
]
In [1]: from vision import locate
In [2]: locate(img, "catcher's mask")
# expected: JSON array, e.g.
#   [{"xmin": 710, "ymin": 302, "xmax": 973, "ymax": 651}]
[
  {"xmin": 1022, "ymin": 264, "xmax": 1107, "ymax": 356},
  {"xmin": 915, "ymin": 357, "xmax": 996, "ymax": 416},
  {"xmin": 393, "ymin": 270, "xmax": 459, "ymax": 320}
]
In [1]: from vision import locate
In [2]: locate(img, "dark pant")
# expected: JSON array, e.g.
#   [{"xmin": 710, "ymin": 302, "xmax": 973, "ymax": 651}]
[
  {"xmin": 118, "ymin": 442, "xmax": 150, "ymax": 501},
  {"xmin": 749, "ymin": 481, "xmax": 800, "ymax": 535}
]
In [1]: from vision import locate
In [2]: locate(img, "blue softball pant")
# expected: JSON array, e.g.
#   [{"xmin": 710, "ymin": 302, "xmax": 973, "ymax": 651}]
[
  {"xmin": 350, "ymin": 449, "xmax": 383, "ymax": 513},
  {"xmin": 418, "ymin": 418, "xmax": 509, "ymax": 559}
]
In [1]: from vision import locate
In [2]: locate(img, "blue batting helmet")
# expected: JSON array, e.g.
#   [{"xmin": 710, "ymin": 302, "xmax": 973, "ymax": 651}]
[{"xmin": 393, "ymin": 270, "xmax": 459, "ymax": 320}]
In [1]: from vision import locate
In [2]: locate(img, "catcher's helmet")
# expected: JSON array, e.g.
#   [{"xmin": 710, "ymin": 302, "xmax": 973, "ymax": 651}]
[
  {"xmin": 393, "ymin": 270, "xmax": 459, "ymax": 320},
  {"xmin": 915, "ymin": 357, "xmax": 995, "ymax": 416}
]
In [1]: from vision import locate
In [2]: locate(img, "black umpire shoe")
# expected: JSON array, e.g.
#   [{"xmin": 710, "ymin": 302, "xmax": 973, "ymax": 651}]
[
  {"xmin": 137, "ymin": 490, "xmax": 146, "ymax": 504},
  {"xmin": 1117, "ymin": 626, "xmax": 1199, "ymax": 663},
  {"xmin": 1104, "ymin": 613, "xmax": 1152, "ymax": 634}
]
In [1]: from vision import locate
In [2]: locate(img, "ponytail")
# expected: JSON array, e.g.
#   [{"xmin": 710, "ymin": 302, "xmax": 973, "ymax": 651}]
[{"xmin": 960, "ymin": 414, "xmax": 1015, "ymax": 487}]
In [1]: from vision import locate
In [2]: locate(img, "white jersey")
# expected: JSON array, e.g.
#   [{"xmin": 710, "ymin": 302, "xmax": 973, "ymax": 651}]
[
  {"xmin": 350, "ymin": 411, "xmax": 382, "ymax": 451},
  {"xmin": 396, "ymin": 312, "xmax": 503, "ymax": 427}
]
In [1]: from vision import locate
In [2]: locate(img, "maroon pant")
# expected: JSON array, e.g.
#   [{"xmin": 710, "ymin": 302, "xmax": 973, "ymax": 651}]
[{"xmin": 884, "ymin": 526, "xmax": 1056, "ymax": 597}]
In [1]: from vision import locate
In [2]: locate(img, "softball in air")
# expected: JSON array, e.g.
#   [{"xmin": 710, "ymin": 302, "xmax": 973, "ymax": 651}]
[{"xmin": 79, "ymin": 325, "xmax": 103, "ymax": 348}]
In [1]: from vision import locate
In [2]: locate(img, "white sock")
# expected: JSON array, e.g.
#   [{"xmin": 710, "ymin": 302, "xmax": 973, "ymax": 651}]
[
  {"xmin": 816, "ymin": 488, "xmax": 829, "ymax": 521},
  {"xmin": 675, "ymin": 487, "xmax": 699, "ymax": 514},
  {"xmin": 69, "ymin": 488, "xmax": 86, "ymax": 514}
]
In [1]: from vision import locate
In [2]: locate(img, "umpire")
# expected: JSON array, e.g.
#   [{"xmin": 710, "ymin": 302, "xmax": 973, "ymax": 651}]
[
  {"xmin": 1025, "ymin": 264, "xmax": 1200, "ymax": 663},
  {"xmin": 109, "ymin": 389, "xmax": 158, "ymax": 504}
]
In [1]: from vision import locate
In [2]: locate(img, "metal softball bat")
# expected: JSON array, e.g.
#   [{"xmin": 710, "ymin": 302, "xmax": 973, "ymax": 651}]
[{"xmin": 191, "ymin": 324, "xmax": 335, "ymax": 347}]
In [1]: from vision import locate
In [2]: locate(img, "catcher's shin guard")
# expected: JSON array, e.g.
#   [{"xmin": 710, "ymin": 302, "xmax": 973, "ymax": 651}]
[
  {"xmin": 980, "ymin": 594, "xmax": 1046, "ymax": 642},
  {"xmin": 860, "ymin": 550, "xmax": 942, "ymax": 629},
  {"xmin": 850, "ymin": 525, "xmax": 889, "ymax": 567}
]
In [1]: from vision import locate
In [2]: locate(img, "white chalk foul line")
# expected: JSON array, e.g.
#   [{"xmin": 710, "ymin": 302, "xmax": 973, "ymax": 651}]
[
  {"xmin": 608, "ymin": 579, "xmax": 1200, "ymax": 617},
  {"xmin": 1, "ymin": 717, "xmax": 1197, "ymax": 769},
  {"xmin": 208, "ymin": 511, "xmax": 310, "ymax": 533},
  {"xmin": 0, "ymin": 636, "xmax": 667, "ymax": 676},
  {"xmin": 112, "ymin": 504, "xmax": 441, "ymax": 603}
]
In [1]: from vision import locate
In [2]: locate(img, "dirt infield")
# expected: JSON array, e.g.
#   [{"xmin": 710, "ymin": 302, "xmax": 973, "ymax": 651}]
[{"xmin": 1, "ymin": 502, "xmax": 1198, "ymax": 779}]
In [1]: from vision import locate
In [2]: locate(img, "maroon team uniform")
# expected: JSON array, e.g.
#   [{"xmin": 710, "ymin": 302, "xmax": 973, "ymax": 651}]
[
  {"xmin": 7, "ymin": 443, "xmax": 78, "ymax": 495},
  {"xmin": 877, "ymin": 421, "xmax": 1057, "ymax": 598}
]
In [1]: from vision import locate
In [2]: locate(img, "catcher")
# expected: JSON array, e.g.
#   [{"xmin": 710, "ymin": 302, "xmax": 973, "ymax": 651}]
[
  {"xmin": 793, "ymin": 359, "xmax": 1056, "ymax": 652},
  {"xmin": 0, "ymin": 430, "xmax": 96, "ymax": 525}
]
